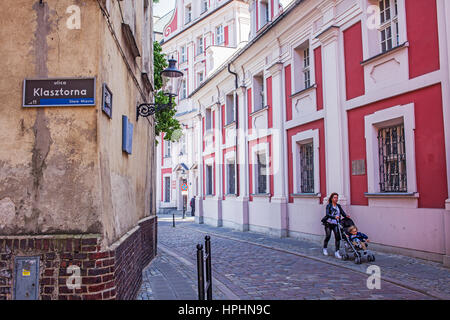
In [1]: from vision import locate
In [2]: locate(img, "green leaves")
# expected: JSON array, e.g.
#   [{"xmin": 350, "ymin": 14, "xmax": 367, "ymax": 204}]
[{"xmin": 154, "ymin": 41, "xmax": 181, "ymax": 144}]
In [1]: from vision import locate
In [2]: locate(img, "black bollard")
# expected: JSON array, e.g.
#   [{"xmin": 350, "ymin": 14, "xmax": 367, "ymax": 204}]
[
  {"xmin": 205, "ymin": 235, "xmax": 212, "ymax": 300},
  {"xmin": 172, "ymin": 213, "xmax": 175, "ymax": 227},
  {"xmin": 196, "ymin": 244, "xmax": 205, "ymax": 300}
]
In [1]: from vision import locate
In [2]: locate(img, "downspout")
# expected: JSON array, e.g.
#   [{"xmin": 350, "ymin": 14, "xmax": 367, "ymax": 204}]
[{"xmin": 228, "ymin": 63, "xmax": 239, "ymax": 196}]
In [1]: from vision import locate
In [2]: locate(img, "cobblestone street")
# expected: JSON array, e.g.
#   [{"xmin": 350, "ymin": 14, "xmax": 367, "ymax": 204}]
[{"xmin": 138, "ymin": 213, "xmax": 450, "ymax": 300}]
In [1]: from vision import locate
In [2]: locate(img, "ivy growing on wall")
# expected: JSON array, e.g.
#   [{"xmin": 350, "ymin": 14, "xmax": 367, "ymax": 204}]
[{"xmin": 153, "ymin": 41, "xmax": 181, "ymax": 143}]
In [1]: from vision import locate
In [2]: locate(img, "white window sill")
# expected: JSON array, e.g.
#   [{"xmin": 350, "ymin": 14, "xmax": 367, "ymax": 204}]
[
  {"xmin": 361, "ymin": 41, "xmax": 409, "ymax": 66},
  {"xmin": 290, "ymin": 84, "xmax": 317, "ymax": 99},
  {"xmin": 291, "ymin": 193, "xmax": 321, "ymax": 198},
  {"xmin": 364, "ymin": 192, "xmax": 418, "ymax": 198},
  {"xmin": 251, "ymin": 193, "xmax": 270, "ymax": 198},
  {"xmin": 250, "ymin": 105, "xmax": 269, "ymax": 117}
]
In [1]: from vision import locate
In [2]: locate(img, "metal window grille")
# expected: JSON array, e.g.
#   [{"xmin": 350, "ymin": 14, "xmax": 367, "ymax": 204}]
[
  {"xmin": 299, "ymin": 142, "xmax": 314, "ymax": 193},
  {"xmin": 257, "ymin": 153, "xmax": 267, "ymax": 194},
  {"xmin": 378, "ymin": 124, "xmax": 407, "ymax": 192}
]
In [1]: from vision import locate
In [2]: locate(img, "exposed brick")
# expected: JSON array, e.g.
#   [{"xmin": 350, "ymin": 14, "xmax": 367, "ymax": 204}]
[
  {"xmin": 88, "ymin": 252, "xmax": 109, "ymax": 260},
  {"xmin": 82, "ymin": 260, "xmax": 95, "ymax": 269},
  {"xmin": 20, "ymin": 239, "xmax": 26, "ymax": 250},
  {"xmin": 35, "ymin": 239, "xmax": 42, "ymax": 250},
  {"xmin": 88, "ymin": 267, "xmax": 109, "ymax": 276},
  {"xmin": 44, "ymin": 269, "xmax": 54, "ymax": 277},
  {"xmin": 68, "ymin": 295, "xmax": 82, "ymax": 300},
  {"xmin": 66, "ymin": 239, "xmax": 72, "ymax": 252},
  {"xmin": 82, "ymin": 246, "xmax": 97, "ymax": 253},
  {"xmin": 41, "ymin": 294, "xmax": 52, "ymax": 300},
  {"xmin": 88, "ymin": 283, "xmax": 105, "ymax": 293},
  {"xmin": 59, "ymin": 286, "xmax": 74, "ymax": 294},
  {"xmin": 102, "ymin": 258, "xmax": 115, "ymax": 267},
  {"xmin": 46, "ymin": 252, "xmax": 55, "ymax": 260},
  {"xmin": 82, "ymin": 276, "xmax": 101, "ymax": 285},
  {"xmin": 27, "ymin": 239, "xmax": 35, "ymax": 250},
  {"xmin": 41, "ymin": 277, "xmax": 55, "ymax": 286},
  {"xmin": 83, "ymin": 293, "xmax": 102, "ymax": 300},
  {"xmin": 81, "ymin": 238, "xmax": 98, "ymax": 246},
  {"xmin": 74, "ymin": 253, "xmax": 87, "ymax": 260},
  {"xmin": 43, "ymin": 286, "xmax": 54, "ymax": 294},
  {"xmin": 102, "ymin": 274, "xmax": 114, "ymax": 282}
]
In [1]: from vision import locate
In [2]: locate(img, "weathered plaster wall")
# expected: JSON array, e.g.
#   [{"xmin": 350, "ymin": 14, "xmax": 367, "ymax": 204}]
[
  {"xmin": 0, "ymin": 0, "xmax": 101, "ymax": 236},
  {"xmin": 96, "ymin": 0, "xmax": 155, "ymax": 246}
]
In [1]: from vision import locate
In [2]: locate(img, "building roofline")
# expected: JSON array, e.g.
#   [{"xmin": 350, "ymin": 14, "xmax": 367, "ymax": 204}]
[
  {"xmin": 162, "ymin": 0, "xmax": 243, "ymax": 46},
  {"xmin": 188, "ymin": 0, "xmax": 305, "ymax": 99}
]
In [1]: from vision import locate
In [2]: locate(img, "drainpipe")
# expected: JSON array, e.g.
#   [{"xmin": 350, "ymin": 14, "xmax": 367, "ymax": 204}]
[{"xmin": 228, "ymin": 63, "xmax": 239, "ymax": 196}]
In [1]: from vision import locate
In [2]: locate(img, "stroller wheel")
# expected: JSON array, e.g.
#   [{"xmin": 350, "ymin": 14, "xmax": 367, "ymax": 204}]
[
  {"xmin": 368, "ymin": 254, "xmax": 375, "ymax": 262},
  {"xmin": 354, "ymin": 256, "xmax": 362, "ymax": 264},
  {"xmin": 342, "ymin": 253, "xmax": 349, "ymax": 261}
]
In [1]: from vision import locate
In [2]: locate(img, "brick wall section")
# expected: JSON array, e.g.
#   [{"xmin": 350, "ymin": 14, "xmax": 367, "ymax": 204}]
[{"xmin": 0, "ymin": 216, "xmax": 157, "ymax": 300}]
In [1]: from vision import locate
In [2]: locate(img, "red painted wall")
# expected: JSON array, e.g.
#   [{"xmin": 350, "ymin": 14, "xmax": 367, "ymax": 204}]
[
  {"xmin": 266, "ymin": 76, "xmax": 273, "ymax": 128},
  {"xmin": 284, "ymin": 65, "xmax": 292, "ymax": 121},
  {"xmin": 314, "ymin": 46, "xmax": 324, "ymax": 110},
  {"xmin": 348, "ymin": 84, "xmax": 447, "ymax": 208},
  {"xmin": 287, "ymin": 120, "xmax": 326, "ymax": 204},
  {"xmin": 224, "ymin": 26, "xmax": 229, "ymax": 46},
  {"xmin": 343, "ymin": 21, "xmax": 365, "ymax": 100},
  {"xmin": 406, "ymin": 0, "xmax": 440, "ymax": 79},
  {"xmin": 248, "ymin": 135, "xmax": 273, "ymax": 201},
  {"xmin": 164, "ymin": 8, "xmax": 178, "ymax": 37}
]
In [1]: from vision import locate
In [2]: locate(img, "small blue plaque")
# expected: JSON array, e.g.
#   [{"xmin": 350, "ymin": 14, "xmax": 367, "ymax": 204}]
[{"xmin": 122, "ymin": 115, "xmax": 133, "ymax": 154}]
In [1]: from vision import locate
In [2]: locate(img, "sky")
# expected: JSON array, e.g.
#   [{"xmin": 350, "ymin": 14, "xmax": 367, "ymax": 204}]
[{"xmin": 154, "ymin": 0, "xmax": 176, "ymax": 18}]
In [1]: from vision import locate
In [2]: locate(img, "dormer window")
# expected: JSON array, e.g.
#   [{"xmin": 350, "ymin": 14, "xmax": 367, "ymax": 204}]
[{"xmin": 216, "ymin": 25, "xmax": 224, "ymax": 45}]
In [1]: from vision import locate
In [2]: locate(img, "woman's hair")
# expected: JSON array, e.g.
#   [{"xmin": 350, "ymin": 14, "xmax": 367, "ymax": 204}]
[{"xmin": 328, "ymin": 192, "xmax": 339, "ymax": 204}]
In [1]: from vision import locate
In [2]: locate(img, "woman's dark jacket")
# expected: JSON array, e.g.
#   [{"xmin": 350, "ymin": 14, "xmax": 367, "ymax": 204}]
[{"xmin": 321, "ymin": 203, "xmax": 347, "ymax": 225}]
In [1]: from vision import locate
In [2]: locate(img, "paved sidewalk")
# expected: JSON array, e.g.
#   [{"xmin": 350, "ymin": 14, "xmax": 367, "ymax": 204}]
[
  {"xmin": 183, "ymin": 222, "xmax": 450, "ymax": 299},
  {"xmin": 138, "ymin": 218, "xmax": 450, "ymax": 300}
]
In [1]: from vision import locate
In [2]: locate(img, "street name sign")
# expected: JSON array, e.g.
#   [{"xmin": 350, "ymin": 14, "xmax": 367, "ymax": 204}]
[{"xmin": 23, "ymin": 78, "xmax": 96, "ymax": 107}]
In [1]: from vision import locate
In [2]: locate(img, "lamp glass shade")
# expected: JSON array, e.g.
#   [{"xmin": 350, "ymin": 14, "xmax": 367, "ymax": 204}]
[{"xmin": 161, "ymin": 59, "xmax": 183, "ymax": 96}]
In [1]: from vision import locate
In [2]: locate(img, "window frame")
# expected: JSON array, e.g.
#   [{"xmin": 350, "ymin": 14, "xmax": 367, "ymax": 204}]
[
  {"xmin": 216, "ymin": 25, "xmax": 224, "ymax": 45},
  {"xmin": 185, "ymin": 4, "xmax": 192, "ymax": 24},
  {"xmin": 163, "ymin": 175, "xmax": 171, "ymax": 202},
  {"xmin": 252, "ymin": 142, "xmax": 270, "ymax": 195},
  {"xmin": 364, "ymin": 103, "xmax": 417, "ymax": 195},
  {"xmin": 291, "ymin": 129, "xmax": 320, "ymax": 195},
  {"xmin": 225, "ymin": 151, "xmax": 237, "ymax": 195},
  {"xmin": 205, "ymin": 161, "xmax": 214, "ymax": 196}
]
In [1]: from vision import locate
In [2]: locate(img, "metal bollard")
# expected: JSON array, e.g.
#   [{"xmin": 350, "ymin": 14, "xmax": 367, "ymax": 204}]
[
  {"xmin": 205, "ymin": 235, "xmax": 212, "ymax": 300},
  {"xmin": 172, "ymin": 213, "xmax": 175, "ymax": 227},
  {"xmin": 196, "ymin": 244, "xmax": 205, "ymax": 300}
]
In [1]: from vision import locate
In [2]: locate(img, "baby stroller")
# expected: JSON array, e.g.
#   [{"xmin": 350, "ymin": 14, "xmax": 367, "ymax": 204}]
[{"xmin": 337, "ymin": 217, "xmax": 375, "ymax": 264}]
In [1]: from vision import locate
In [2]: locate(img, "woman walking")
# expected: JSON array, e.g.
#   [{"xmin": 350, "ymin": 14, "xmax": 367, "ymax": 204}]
[{"xmin": 322, "ymin": 193, "xmax": 349, "ymax": 259}]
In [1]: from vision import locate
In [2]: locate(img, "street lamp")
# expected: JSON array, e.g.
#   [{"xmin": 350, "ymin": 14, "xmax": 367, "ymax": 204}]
[{"xmin": 136, "ymin": 58, "xmax": 183, "ymax": 121}]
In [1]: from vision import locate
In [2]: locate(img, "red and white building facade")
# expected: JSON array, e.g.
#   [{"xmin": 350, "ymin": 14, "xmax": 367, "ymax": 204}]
[
  {"xmin": 156, "ymin": 0, "xmax": 250, "ymax": 212},
  {"xmin": 160, "ymin": 0, "xmax": 450, "ymax": 266}
]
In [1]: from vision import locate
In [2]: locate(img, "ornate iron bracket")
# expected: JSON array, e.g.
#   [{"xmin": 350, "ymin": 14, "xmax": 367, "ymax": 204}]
[{"xmin": 136, "ymin": 95, "xmax": 175, "ymax": 121}]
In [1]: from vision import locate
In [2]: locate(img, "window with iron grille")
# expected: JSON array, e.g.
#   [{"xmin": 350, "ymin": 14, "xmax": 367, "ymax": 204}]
[
  {"xmin": 378, "ymin": 123, "xmax": 407, "ymax": 192},
  {"xmin": 299, "ymin": 142, "xmax": 314, "ymax": 193},
  {"xmin": 256, "ymin": 152, "xmax": 268, "ymax": 194}
]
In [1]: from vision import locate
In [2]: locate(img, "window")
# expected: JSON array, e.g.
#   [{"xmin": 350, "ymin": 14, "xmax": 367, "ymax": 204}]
[
  {"xmin": 256, "ymin": 151, "xmax": 268, "ymax": 194},
  {"xmin": 197, "ymin": 37, "xmax": 204, "ymax": 55},
  {"xmin": 197, "ymin": 72, "xmax": 204, "ymax": 86},
  {"xmin": 185, "ymin": 5, "xmax": 192, "ymax": 24},
  {"xmin": 216, "ymin": 25, "xmax": 224, "ymax": 45},
  {"xmin": 164, "ymin": 140, "xmax": 171, "ymax": 157},
  {"xmin": 259, "ymin": 0, "xmax": 269, "ymax": 28},
  {"xmin": 179, "ymin": 134, "xmax": 186, "ymax": 155},
  {"xmin": 377, "ymin": 123, "xmax": 407, "ymax": 192},
  {"xmin": 180, "ymin": 79, "xmax": 187, "ymax": 99},
  {"xmin": 303, "ymin": 47, "xmax": 311, "ymax": 89},
  {"xmin": 226, "ymin": 158, "xmax": 236, "ymax": 194},
  {"xmin": 293, "ymin": 41, "xmax": 312, "ymax": 92},
  {"xmin": 253, "ymin": 74, "xmax": 265, "ymax": 112},
  {"xmin": 206, "ymin": 164, "xmax": 213, "ymax": 195},
  {"xmin": 201, "ymin": 0, "xmax": 208, "ymax": 13},
  {"xmin": 225, "ymin": 93, "xmax": 235, "ymax": 125},
  {"xmin": 205, "ymin": 108, "xmax": 212, "ymax": 131},
  {"xmin": 379, "ymin": 0, "xmax": 399, "ymax": 52},
  {"xmin": 164, "ymin": 177, "xmax": 171, "ymax": 202},
  {"xmin": 180, "ymin": 45, "xmax": 187, "ymax": 63},
  {"xmin": 299, "ymin": 142, "xmax": 314, "ymax": 193}
]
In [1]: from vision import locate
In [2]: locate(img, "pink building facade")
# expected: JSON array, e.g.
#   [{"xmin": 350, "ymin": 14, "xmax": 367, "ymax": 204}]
[{"xmin": 161, "ymin": 0, "xmax": 450, "ymax": 266}]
